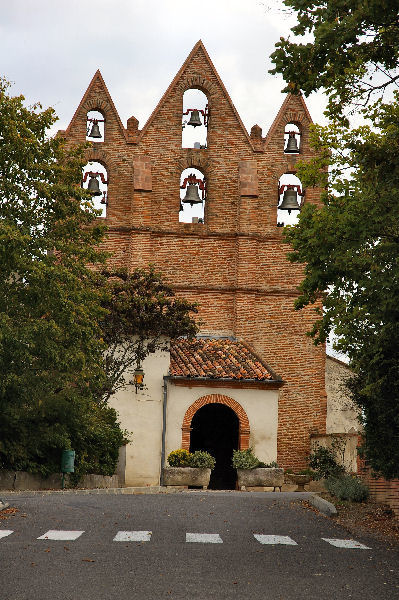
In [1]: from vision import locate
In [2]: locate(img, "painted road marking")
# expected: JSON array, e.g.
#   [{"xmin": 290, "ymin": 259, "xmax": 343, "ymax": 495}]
[
  {"xmin": 0, "ymin": 530, "xmax": 13, "ymax": 539},
  {"xmin": 322, "ymin": 538, "xmax": 371, "ymax": 549},
  {"xmin": 113, "ymin": 530, "xmax": 152, "ymax": 542},
  {"xmin": 186, "ymin": 533, "xmax": 223, "ymax": 544},
  {"xmin": 254, "ymin": 534, "xmax": 298, "ymax": 546},
  {"xmin": 37, "ymin": 530, "xmax": 84, "ymax": 541}
]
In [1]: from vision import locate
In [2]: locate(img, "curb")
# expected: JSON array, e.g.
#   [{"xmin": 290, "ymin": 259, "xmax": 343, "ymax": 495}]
[
  {"xmin": 307, "ymin": 493, "xmax": 337, "ymax": 516},
  {"xmin": 0, "ymin": 486, "xmax": 186, "ymax": 497}
]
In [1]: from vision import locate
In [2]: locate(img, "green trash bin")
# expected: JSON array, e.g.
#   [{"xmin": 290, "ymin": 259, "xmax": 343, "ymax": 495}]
[
  {"xmin": 61, "ymin": 450, "xmax": 75, "ymax": 489},
  {"xmin": 61, "ymin": 450, "xmax": 75, "ymax": 473}
]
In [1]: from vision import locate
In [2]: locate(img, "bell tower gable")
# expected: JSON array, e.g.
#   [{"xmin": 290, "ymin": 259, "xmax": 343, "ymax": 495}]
[{"xmin": 62, "ymin": 70, "xmax": 126, "ymax": 143}]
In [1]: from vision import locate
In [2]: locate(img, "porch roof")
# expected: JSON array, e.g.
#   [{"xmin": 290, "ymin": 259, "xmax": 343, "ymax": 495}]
[{"xmin": 169, "ymin": 337, "xmax": 280, "ymax": 382}]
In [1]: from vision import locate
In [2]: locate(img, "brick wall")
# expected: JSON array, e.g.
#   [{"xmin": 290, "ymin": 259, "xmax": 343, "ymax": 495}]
[
  {"xmin": 63, "ymin": 41, "xmax": 327, "ymax": 470},
  {"xmin": 358, "ymin": 456, "xmax": 399, "ymax": 517}
]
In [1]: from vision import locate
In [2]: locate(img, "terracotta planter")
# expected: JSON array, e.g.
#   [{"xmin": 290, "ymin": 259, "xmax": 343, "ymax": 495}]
[
  {"xmin": 287, "ymin": 474, "xmax": 311, "ymax": 492},
  {"xmin": 237, "ymin": 468, "xmax": 284, "ymax": 491},
  {"xmin": 162, "ymin": 467, "xmax": 211, "ymax": 489}
]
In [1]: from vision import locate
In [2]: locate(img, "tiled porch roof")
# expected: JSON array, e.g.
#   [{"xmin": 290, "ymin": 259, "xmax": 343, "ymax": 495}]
[{"xmin": 170, "ymin": 337, "xmax": 277, "ymax": 381}]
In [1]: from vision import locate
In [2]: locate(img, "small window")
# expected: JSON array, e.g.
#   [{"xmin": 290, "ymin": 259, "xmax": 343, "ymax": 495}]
[
  {"xmin": 284, "ymin": 123, "xmax": 300, "ymax": 154},
  {"xmin": 179, "ymin": 168, "xmax": 206, "ymax": 224},
  {"xmin": 182, "ymin": 89, "xmax": 209, "ymax": 149},
  {"xmin": 82, "ymin": 161, "xmax": 108, "ymax": 217},
  {"xmin": 86, "ymin": 110, "xmax": 105, "ymax": 143},
  {"xmin": 277, "ymin": 173, "xmax": 303, "ymax": 227}
]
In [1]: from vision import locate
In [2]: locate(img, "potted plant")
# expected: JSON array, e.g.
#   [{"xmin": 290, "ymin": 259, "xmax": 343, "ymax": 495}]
[
  {"xmin": 285, "ymin": 468, "xmax": 315, "ymax": 492},
  {"xmin": 162, "ymin": 449, "xmax": 216, "ymax": 489},
  {"xmin": 232, "ymin": 449, "xmax": 284, "ymax": 491}
]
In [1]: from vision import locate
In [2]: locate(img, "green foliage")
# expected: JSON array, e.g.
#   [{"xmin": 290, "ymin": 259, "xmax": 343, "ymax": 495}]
[
  {"xmin": 326, "ymin": 475, "xmax": 369, "ymax": 502},
  {"xmin": 100, "ymin": 267, "xmax": 199, "ymax": 401},
  {"xmin": 258, "ymin": 461, "xmax": 279, "ymax": 468},
  {"xmin": 269, "ymin": 4, "xmax": 399, "ymax": 478},
  {"xmin": 0, "ymin": 78, "xmax": 127, "ymax": 478},
  {"xmin": 270, "ymin": 0, "xmax": 399, "ymax": 119},
  {"xmin": 308, "ymin": 445, "xmax": 345, "ymax": 480},
  {"xmin": 232, "ymin": 448, "xmax": 260, "ymax": 470},
  {"xmin": 167, "ymin": 449, "xmax": 191, "ymax": 467},
  {"xmin": 188, "ymin": 451, "xmax": 216, "ymax": 470},
  {"xmin": 297, "ymin": 468, "xmax": 315, "ymax": 477}
]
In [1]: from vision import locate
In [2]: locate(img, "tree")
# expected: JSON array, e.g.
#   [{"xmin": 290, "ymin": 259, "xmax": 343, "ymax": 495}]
[
  {"xmin": 0, "ymin": 78, "xmax": 127, "ymax": 478},
  {"xmin": 269, "ymin": 2, "xmax": 399, "ymax": 478},
  {"xmin": 270, "ymin": 0, "xmax": 399, "ymax": 120},
  {"xmin": 100, "ymin": 267, "xmax": 199, "ymax": 402}
]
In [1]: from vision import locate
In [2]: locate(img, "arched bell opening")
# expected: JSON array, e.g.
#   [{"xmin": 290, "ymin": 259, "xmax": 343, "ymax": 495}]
[
  {"xmin": 86, "ymin": 110, "xmax": 105, "ymax": 143},
  {"xmin": 277, "ymin": 173, "xmax": 304, "ymax": 227},
  {"xmin": 182, "ymin": 89, "xmax": 209, "ymax": 149},
  {"xmin": 179, "ymin": 167, "xmax": 206, "ymax": 224},
  {"xmin": 284, "ymin": 123, "xmax": 300, "ymax": 154},
  {"xmin": 189, "ymin": 403, "xmax": 239, "ymax": 490},
  {"xmin": 82, "ymin": 160, "xmax": 108, "ymax": 218}
]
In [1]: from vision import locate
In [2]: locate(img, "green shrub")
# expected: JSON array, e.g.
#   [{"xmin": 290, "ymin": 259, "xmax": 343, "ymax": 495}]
[
  {"xmin": 167, "ymin": 449, "xmax": 191, "ymax": 467},
  {"xmin": 326, "ymin": 475, "xmax": 369, "ymax": 502},
  {"xmin": 308, "ymin": 445, "xmax": 345, "ymax": 480},
  {"xmin": 232, "ymin": 448, "xmax": 260, "ymax": 469},
  {"xmin": 189, "ymin": 450, "xmax": 215, "ymax": 470},
  {"xmin": 297, "ymin": 468, "xmax": 316, "ymax": 477}
]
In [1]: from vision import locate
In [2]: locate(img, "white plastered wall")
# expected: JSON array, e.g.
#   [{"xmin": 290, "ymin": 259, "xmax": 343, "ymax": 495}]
[
  {"xmin": 165, "ymin": 383, "xmax": 279, "ymax": 465},
  {"xmin": 325, "ymin": 356, "xmax": 360, "ymax": 433},
  {"xmin": 109, "ymin": 348, "xmax": 169, "ymax": 487}
]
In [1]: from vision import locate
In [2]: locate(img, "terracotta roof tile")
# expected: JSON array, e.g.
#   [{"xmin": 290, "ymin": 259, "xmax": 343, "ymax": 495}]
[{"xmin": 170, "ymin": 337, "xmax": 276, "ymax": 381}]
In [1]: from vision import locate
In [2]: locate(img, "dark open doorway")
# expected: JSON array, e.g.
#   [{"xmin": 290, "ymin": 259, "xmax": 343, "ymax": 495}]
[{"xmin": 190, "ymin": 403, "xmax": 239, "ymax": 490}]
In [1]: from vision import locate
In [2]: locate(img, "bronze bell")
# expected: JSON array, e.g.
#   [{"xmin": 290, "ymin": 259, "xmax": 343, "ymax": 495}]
[
  {"xmin": 88, "ymin": 120, "xmax": 102, "ymax": 139},
  {"xmin": 285, "ymin": 132, "xmax": 299, "ymax": 153},
  {"xmin": 182, "ymin": 183, "xmax": 202, "ymax": 206},
  {"xmin": 87, "ymin": 175, "xmax": 102, "ymax": 196},
  {"xmin": 187, "ymin": 109, "xmax": 202, "ymax": 127},
  {"xmin": 279, "ymin": 188, "xmax": 301, "ymax": 214}
]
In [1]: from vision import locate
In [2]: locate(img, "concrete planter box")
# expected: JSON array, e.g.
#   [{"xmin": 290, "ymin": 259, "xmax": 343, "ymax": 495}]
[
  {"xmin": 162, "ymin": 467, "xmax": 211, "ymax": 489},
  {"xmin": 237, "ymin": 468, "xmax": 284, "ymax": 491}
]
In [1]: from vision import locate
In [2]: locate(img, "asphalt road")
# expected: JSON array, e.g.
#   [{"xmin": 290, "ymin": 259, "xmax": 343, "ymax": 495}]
[{"xmin": 0, "ymin": 491, "xmax": 398, "ymax": 600}]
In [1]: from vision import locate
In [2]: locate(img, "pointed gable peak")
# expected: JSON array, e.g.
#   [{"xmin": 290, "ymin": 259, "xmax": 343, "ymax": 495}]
[
  {"xmin": 264, "ymin": 92, "xmax": 313, "ymax": 145},
  {"xmin": 140, "ymin": 40, "xmax": 252, "ymax": 147},
  {"xmin": 65, "ymin": 69, "xmax": 125, "ymax": 137}
]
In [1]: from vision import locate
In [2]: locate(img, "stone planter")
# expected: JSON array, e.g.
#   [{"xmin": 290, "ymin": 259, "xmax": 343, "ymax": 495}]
[
  {"xmin": 237, "ymin": 468, "xmax": 284, "ymax": 491},
  {"xmin": 287, "ymin": 474, "xmax": 312, "ymax": 492},
  {"xmin": 162, "ymin": 467, "xmax": 211, "ymax": 489}
]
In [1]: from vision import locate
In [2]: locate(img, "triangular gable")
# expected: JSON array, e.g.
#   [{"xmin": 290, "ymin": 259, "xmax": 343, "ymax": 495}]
[
  {"xmin": 264, "ymin": 92, "xmax": 313, "ymax": 146},
  {"xmin": 140, "ymin": 40, "xmax": 253, "ymax": 148},
  {"xmin": 65, "ymin": 70, "xmax": 126, "ymax": 138}
]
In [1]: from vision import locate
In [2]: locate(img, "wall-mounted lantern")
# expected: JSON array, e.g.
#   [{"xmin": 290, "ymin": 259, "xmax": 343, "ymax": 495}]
[
  {"xmin": 278, "ymin": 184, "xmax": 304, "ymax": 214},
  {"xmin": 182, "ymin": 105, "xmax": 210, "ymax": 129},
  {"xmin": 180, "ymin": 173, "xmax": 206, "ymax": 206},
  {"xmin": 134, "ymin": 365, "xmax": 144, "ymax": 393}
]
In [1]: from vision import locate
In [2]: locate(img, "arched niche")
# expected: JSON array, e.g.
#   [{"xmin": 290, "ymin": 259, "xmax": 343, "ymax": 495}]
[
  {"xmin": 182, "ymin": 89, "xmax": 208, "ymax": 149},
  {"xmin": 284, "ymin": 123, "xmax": 301, "ymax": 154},
  {"xmin": 82, "ymin": 160, "xmax": 108, "ymax": 218},
  {"xmin": 179, "ymin": 167, "xmax": 206, "ymax": 224},
  {"xmin": 277, "ymin": 172, "xmax": 304, "ymax": 227},
  {"xmin": 86, "ymin": 110, "xmax": 105, "ymax": 143}
]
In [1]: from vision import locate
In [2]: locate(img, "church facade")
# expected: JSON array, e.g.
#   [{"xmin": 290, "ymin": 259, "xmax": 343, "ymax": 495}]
[{"xmin": 61, "ymin": 41, "xmax": 344, "ymax": 488}]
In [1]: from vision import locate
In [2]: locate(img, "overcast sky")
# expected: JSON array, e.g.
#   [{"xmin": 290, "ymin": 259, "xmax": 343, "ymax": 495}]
[{"xmin": 1, "ymin": 0, "xmax": 327, "ymax": 135}]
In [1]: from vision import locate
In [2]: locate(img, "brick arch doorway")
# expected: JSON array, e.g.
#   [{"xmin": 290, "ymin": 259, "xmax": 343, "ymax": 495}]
[{"xmin": 182, "ymin": 394, "xmax": 250, "ymax": 490}]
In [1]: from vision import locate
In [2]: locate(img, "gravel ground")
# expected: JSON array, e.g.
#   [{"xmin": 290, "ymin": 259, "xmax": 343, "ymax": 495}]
[{"xmin": 304, "ymin": 494, "xmax": 399, "ymax": 546}]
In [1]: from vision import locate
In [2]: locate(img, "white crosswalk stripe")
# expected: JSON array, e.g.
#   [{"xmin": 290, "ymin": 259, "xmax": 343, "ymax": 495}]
[
  {"xmin": 0, "ymin": 527, "xmax": 372, "ymax": 549},
  {"xmin": 186, "ymin": 533, "xmax": 223, "ymax": 543},
  {"xmin": 37, "ymin": 530, "xmax": 84, "ymax": 541},
  {"xmin": 113, "ymin": 530, "xmax": 152, "ymax": 542},
  {"xmin": 322, "ymin": 538, "xmax": 371, "ymax": 549},
  {"xmin": 0, "ymin": 530, "xmax": 13, "ymax": 539},
  {"xmin": 254, "ymin": 534, "xmax": 297, "ymax": 545}
]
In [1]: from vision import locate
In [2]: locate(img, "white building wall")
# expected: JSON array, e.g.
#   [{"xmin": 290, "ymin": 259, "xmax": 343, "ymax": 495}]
[{"xmin": 165, "ymin": 383, "xmax": 279, "ymax": 465}]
